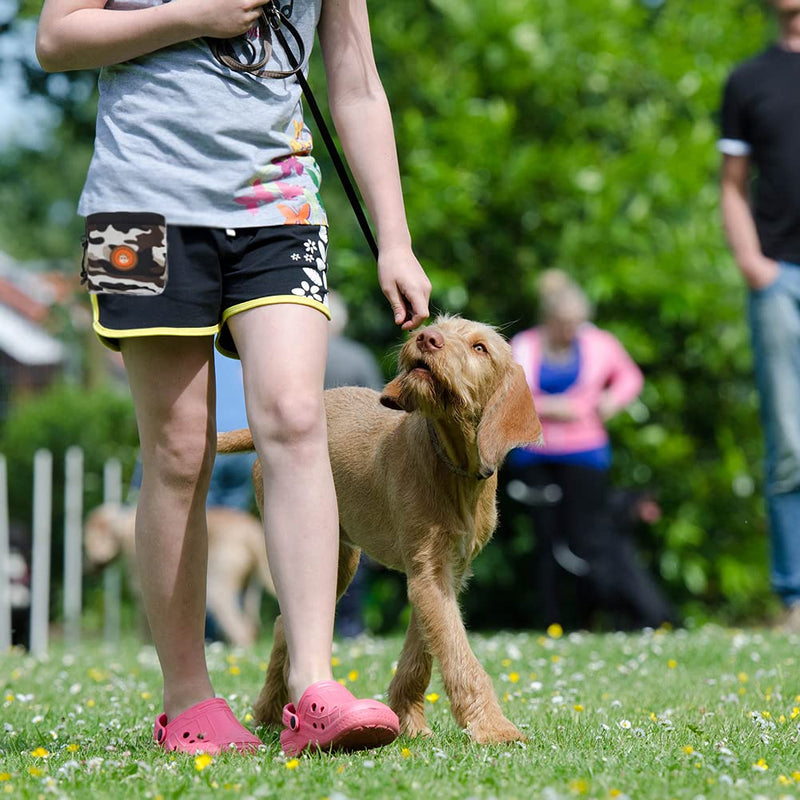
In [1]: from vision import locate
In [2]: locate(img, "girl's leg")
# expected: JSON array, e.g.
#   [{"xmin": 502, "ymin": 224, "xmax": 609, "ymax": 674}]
[
  {"xmin": 121, "ymin": 335, "xmax": 217, "ymax": 719},
  {"xmin": 228, "ymin": 304, "xmax": 337, "ymax": 703}
]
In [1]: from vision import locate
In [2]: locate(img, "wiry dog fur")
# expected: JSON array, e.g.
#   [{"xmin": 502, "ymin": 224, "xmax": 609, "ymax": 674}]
[
  {"xmin": 83, "ymin": 503, "xmax": 275, "ymax": 647},
  {"xmin": 217, "ymin": 316, "xmax": 542, "ymax": 743}
]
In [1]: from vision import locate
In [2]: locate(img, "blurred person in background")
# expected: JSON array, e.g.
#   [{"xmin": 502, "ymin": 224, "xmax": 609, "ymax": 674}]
[
  {"xmin": 507, "ymin": 270, "xmax": 672, "ymax": 629},
  {"xmin": 719, "ymin": 0, "xmax": 800, "ymax": 631}
]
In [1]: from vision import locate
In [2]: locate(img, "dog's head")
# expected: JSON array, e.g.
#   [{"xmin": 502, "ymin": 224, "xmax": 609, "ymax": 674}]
[
  {"xmin": 381, "ymin": 316, "xmax": 543, "ymax": 475},
  {"xmin": 83, "ymin": 503, "xmax": 135, "ymax": 571}
]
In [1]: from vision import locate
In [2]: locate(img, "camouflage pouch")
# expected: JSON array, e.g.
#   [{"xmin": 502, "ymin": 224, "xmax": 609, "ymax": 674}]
[{"xmin": 82, "ymin": 212, "xmax": 168, "ymax": 295}]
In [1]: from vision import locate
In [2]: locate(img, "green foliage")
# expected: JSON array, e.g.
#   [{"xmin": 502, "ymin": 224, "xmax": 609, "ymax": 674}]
[
  {"xmin": 0, "ymin": 383, "xmax": 139, "ymax": 571},
  {"xmin": 0, "ymin": 0, "xmax": 785, "ymax": 620}
]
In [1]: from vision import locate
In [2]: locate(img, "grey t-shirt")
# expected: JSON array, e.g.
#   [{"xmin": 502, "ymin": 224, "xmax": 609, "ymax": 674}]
[{"xmin": 78, "ymin": 0, "xmax": 327, "ymax": 229}]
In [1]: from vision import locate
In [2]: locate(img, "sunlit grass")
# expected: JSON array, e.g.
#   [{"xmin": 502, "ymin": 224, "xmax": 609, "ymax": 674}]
[{"xmin": 2, "ymin": 625, "xmax": 800, "ymax": 798}]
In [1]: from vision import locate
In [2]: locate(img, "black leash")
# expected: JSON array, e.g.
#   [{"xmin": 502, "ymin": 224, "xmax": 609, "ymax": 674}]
[{"xmin": 208, "ymin": 3, "xmax": 380, "ymax": 261}]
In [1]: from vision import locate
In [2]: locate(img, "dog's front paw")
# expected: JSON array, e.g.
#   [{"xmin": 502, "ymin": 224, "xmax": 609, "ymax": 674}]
[
  {"xmin": 395, "ymin": 708, "xmax": 433, "ymax": 739},
  {"xmin": 467, "ymin": 717, "xmax": 527, "ymax": 744}
]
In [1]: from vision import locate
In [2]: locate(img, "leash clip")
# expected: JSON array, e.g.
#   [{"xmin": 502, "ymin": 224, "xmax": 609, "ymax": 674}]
[{"xmin": 266, "ymin": 0, "xmax": 286, "ymax": 29}]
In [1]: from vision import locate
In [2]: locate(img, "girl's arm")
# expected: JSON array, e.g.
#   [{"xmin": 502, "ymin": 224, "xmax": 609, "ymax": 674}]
[
  {"xmin": 36, "ymin": 0, "xmax": 268, "ymax": 72},
  {"xmin": 318, "ymin": 0, "xmax": 430, "ymax": 330}
]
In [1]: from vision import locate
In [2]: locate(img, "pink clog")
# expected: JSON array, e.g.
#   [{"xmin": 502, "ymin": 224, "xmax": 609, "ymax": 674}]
[
  {"xmin": 153, "ymin": 697, "xmax": 262, "ymax": 754},
  {"xmin": 280, "ymin": 680, "xmax": 400, "ymax": 756}
]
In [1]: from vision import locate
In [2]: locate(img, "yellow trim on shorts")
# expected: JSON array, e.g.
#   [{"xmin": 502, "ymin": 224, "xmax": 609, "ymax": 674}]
[
  {"xmin": 221, "ymin": 295, "xmax": 331, "ymax": 326},
  {"xmin": 90, "ymin": 294, "xmax": 220, "ymax": 352}
]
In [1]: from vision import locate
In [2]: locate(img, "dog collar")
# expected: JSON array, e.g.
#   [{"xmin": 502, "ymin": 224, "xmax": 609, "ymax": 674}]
[{"xmin": 426, "ymin": 420, "xmax": 493, "ymax": 481}]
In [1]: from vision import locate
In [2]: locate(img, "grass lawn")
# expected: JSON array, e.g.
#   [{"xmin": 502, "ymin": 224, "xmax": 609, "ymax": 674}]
[{"xmin": 1, "ymin": 624, "xmax": 800, "ymax": 799}]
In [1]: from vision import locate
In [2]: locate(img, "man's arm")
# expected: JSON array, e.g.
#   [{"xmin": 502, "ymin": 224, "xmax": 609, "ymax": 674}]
[
  {"xmin": 318, "ymin": 0, "xmax": 430, "ymax": 330},
  {"xmin": 36, "ymin": 0, "xmax": 267, "ymax": 72},
  {"xmin": 720, "ymin": 153, "xmax": 779, "ymax": 290}
]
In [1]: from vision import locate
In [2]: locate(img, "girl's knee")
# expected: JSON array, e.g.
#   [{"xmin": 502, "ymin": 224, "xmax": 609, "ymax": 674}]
[
  {"xmin": 250, "ymin": 391, "xmax": 326, "ymax": 448},
  {"xmin": 144, "ymin": 427, "xmax": 216, "ymax": 491}
]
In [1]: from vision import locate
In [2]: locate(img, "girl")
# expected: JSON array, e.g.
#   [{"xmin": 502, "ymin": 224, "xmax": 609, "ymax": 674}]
[{"xmin": 36, "ymin": 0, "xmax": 431, "ymax": 756}]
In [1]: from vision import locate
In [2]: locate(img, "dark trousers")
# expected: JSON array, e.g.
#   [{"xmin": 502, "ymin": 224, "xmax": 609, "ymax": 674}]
[{"xmin": 513, "ymin": 461, "xmax": 675, "ymax": 630}]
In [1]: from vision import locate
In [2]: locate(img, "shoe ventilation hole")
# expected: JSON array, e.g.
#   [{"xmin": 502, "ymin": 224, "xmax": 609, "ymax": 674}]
[
  {"xmin": 311, "ymin": 703, "xmax": 316, "ymax": 711},
  {"xmin": 183, "ymin": 732, "xmax": 190, "ymax": 739}
]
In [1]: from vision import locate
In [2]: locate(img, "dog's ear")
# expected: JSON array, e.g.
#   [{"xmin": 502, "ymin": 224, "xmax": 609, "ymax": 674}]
[
  {"xmin": 477, "ymin": 363, "xmax": 543, "ymax": 474},
  {"xmin": 380, "ymin": 374, "xmax": 415, "ymax": 412}
]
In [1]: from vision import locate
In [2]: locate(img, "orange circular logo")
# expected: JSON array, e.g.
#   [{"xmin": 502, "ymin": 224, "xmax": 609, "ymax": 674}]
[{"xmin": 110, "ymin": 245, "xmax": 137, "ymax": 271}]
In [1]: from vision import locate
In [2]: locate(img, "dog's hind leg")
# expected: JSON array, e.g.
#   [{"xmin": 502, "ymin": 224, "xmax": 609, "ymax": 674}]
[
  {"xmin": 253, "ymin": 614, "xmax": 289, "ymax": 727},
  {"xmin": 387, "ymin": 610, "xmax": 433, "ymax": 738},
  {"xmin": 336, "ymin": 540, "xmax": 361, "ymax": 600},
  {"xmin": 407, "ymin": 570, "xmax": 525, "ymax": 744}
]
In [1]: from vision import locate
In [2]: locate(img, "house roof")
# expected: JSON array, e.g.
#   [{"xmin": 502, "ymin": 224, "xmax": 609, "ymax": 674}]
[{"xmin": 0, "ymin": 303, "xmax": 65, "ymax": 366}]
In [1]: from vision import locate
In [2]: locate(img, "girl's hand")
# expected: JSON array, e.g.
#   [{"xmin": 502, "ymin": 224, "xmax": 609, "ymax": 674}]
[
  {"xmin": 176, "ymin": 0, "xmax": 268, "ymax": 39},
  {"xmin": 377, "ymin": 247, "xmax": 431, "ymax": 330}
]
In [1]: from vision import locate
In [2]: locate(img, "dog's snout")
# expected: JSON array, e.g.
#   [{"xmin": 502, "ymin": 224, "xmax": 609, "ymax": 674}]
[{"xmin": 416, "ymin": 329, "xmax": 444, "ymax": 352}]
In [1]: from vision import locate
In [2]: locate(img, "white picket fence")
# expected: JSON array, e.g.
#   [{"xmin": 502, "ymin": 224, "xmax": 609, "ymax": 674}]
[{"xmin": 0, "ymin": 448, "xmax": 125, "ymax": 656}]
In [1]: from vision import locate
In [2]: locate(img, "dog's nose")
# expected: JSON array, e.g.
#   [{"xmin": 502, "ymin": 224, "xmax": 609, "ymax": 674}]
[{"xmin": 416, "ymin": 330, "xmax": 444, "ymax": 351}]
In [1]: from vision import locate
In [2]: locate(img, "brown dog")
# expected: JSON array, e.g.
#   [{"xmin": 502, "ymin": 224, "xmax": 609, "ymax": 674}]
[
  {"xmin": 83, "ymin": 503, "xmax": 275, "ymax": 647},
  {"xmin": 217, "ymin": 316, "xmax": 542, "ymax": 743}
]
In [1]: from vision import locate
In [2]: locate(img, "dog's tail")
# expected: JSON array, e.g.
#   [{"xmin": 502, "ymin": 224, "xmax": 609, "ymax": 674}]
[{"xmin": 217, "ymin": 428, "xmax": 255, "ymax": 454}]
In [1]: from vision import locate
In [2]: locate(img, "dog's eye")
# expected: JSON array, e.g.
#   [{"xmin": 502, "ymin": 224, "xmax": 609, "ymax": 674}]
[{"xmin": 472, "ymin": 343, "xmax": 487, "ymax": 353}]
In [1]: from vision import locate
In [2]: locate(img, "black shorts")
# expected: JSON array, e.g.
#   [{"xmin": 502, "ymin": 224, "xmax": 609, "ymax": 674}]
[{"xmin": 89, "ymin": 224, "xmax": 330, "ymax": 357}]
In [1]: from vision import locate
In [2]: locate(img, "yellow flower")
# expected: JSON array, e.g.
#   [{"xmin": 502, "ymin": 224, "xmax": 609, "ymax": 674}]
[
  {"xmin": 567, "ymin": 777, "xmax": 589, "ymax": 795},
  {"xmin": 140, "ymin": 691, "xmax": 151, "ymax": 700},
  {"xmin": 547, "ymin": 623, "xmax": 563, "ymax": 639},
  {"xmin": 792, "ymin": 770, "xmax": 800, "ymax": 782},
  {"xmin": 87, "ymin": 699, "xmax": 96, "ymax": 708},
  {"xmin": 285, "ymin": 759, "xmax": 300, "ymax": 770},
  {"xmin": 502, "ymin": 692, "xmax": 510, "ymax": 703},
  {"xmin": 66, "ymin": 744, "xmax": 80, "ymax": 753},
  {"xmin": 761, "ymin": 710, "xmax": 771, "ymax": 719},
  {"xmin": 347, "ymin": 670, "xmax": 358, "ymax": 682},
  {"xmin": 4, "ymin": 694, "xmax": 13, "ymax": 703},
  {"xmin": 226, "ymin": 654, "xmax": 238, "ymax": 664},
  {"xmin": 683, "ymin": 746, "xmax": 694, "ymax": 755},
  {"xmin": 87, "ymin": 668, "xmax": 105, "ymax": 682},
  {"xmin": 30, "ymin": 748, "xmax": 49, "ymax": 758},
  {"xmin": 501, "ymin": 658, "xmax": 512, "ymax": 667},
  {"xmin": 753, "ymin": 758, "xmax": 769, "ymax": 771},
  {"xmin": 508, "ymin": 672, "xmax": 520, "ymax": 684},
  {"xmin": 426, "ymin": 693, "xmax": 440, "ymax": 703},
  {"xmin": 780, "ymin": 714, "xmax": 787, "ymax": 723},
  {"xmin": 667, "ymin": 659, "xmax": 677, "ymax": 669},
  {"xmin": 331, "ymin": 656, "xmax": 341, "ymax": 667},
  {"xmin": 244, "ymin": 713, "xmax": 254, "ymax": 723},
  {"xmin": 551, "ymin": 655, "xmax": 561, "ymax": 663},
  {"xmin": 738, "ymin": 672, "xmax": 749, "ymax": 683},
  {"xmin": 574, "ymin": 705, "xmax": 584, "ymax": 712},
  {"xmin": 194, "ymin": 754, "xmax": 213, "ymax": 771},
  {"xmin": 28, "ymin": 767, "xmax": 43, "ymax": 777},
  {"xmin": 0, "ymin": 774, "xmax": 10, "ymax": 782},
  {"xmin": 791, "ymin": 706, "xmax": 800, "ymax": 720},
  {"xmin": 610, "ymin": 791, "xmax": 622, "ymax": 798},
  {"xmin": 228, "ymin": 666, "xmax": 241, "ymax": 676},
  {"xmin": 779, "ymin": 775, "xmax": 792, "ymax": 786},
  {"xmin": 401, "ymin": 748, "xmax": 412, "ymax": 759}
]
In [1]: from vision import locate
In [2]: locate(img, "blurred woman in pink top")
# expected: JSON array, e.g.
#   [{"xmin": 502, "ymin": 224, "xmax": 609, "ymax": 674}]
[{"xmin": 508, "ymin": 270, "xmax": 648, "ymax": 628}]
